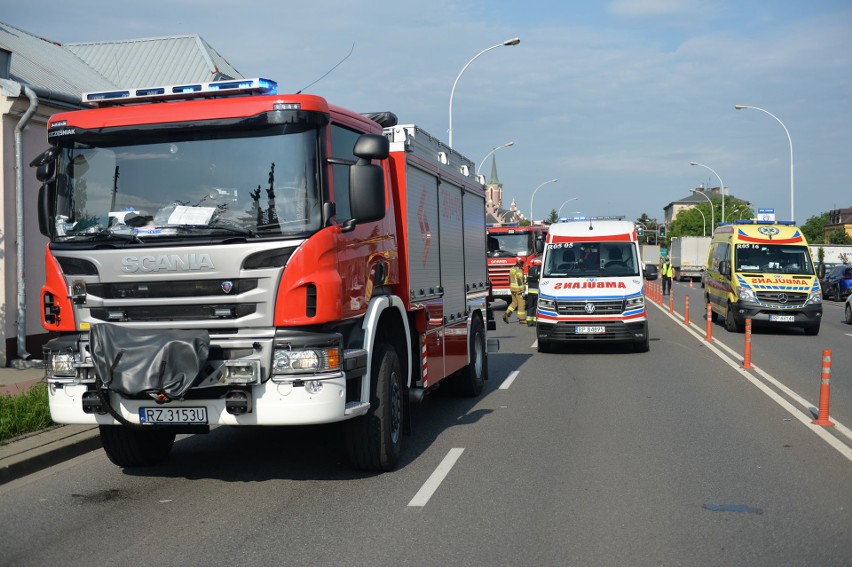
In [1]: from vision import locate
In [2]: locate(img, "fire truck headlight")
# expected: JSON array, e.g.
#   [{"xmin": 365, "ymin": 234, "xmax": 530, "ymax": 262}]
[
  {"xmin": 538, "ymin": 298, "xmax": 556, "ymax": 311},
  {"xmin": 272, "ymin": 347, "xmax": 340, "ymax": 375},
  {"xmin": 45, "ymin": 350, "xmax": 79, "ymax": 378}
]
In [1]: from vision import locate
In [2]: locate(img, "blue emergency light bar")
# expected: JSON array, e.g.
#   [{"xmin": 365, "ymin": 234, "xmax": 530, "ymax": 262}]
[
  {"xmin": 722, "ymin": 220, "xmax": 795, "ymax": 226},
  {"xmin": 82, "ymin": 77, "xmax": 278, "ymax": 106}
]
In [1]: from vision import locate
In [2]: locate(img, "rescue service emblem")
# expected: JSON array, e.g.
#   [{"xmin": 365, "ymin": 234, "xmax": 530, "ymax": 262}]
[{"xmin": 758, "ymin": 226, "xmax": 780, "ymax": 237}]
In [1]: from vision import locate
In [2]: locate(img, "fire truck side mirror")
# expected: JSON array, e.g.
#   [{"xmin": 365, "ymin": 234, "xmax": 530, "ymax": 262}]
[
  {"xmin": 534, "ymin": 234, "xmax": 544, "ymax": 254},
  {"xmin": 348, "ymin": 134, "xmax": 389, "ymax": 227},
  {"xmin": 30, "ymin": 146, "xmax": 59, "ymax": 237}
]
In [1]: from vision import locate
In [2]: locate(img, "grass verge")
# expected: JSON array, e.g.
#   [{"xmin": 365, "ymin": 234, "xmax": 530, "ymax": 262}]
[{"xmin": 0, "ymin": 383, "xmax": 54, "ymax": 444}]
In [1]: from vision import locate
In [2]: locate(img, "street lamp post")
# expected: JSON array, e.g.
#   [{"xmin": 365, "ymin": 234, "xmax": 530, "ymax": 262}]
[
  {"xmin": 690, "ymin": 187, "xmax": 715, "ymax": 233},
  {"xmin": 476, "ymin": 141, "xmax": 514, "ymax": 176},
  {"xmin": 690, "ymin": 162, "xmax": 726, "ymax": 227},
  {"xmin": 557, "ymin": 197, "xmax": 579, "ymax": 218},
  {"xmin": 725, "ymin": 206, "xmax": 748, "ymax": 222},
  {"xmin": 529, "ymin": 178, "xmax": 558, "ymax": 224},
  {"xmin": 448, "ymin": 37, "xmax": 521, "ymax": 148},
  {"xmin": 735, "ymin": 105, "xmax": 794, "ymax": 222}
]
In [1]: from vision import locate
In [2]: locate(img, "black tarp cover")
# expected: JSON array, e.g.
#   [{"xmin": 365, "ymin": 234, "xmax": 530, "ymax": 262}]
[{"xmin": 90, "ymin": 324, "xmax": 210, "ymax": 400}]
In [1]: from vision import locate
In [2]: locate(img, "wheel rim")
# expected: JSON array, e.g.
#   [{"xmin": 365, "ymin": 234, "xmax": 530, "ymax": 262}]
[{"xmin": 473, "ymin": 331, "xmax": 484, "ymax": 378}]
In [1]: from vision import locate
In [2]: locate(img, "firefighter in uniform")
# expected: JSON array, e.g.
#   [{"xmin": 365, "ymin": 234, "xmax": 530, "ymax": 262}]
[
  {"xmin": 503, "ymin": 257, "xmax": 527, "ymax": 324},
  {"xmin": 525, "ymin": 258, "xmax": 542, "ymax": 326}
]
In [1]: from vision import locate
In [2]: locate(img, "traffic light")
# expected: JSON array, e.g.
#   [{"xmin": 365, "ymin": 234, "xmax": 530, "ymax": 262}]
[
  {"xmin": 637, "ymin": 227, "xmax": 644, "ymax": 237},
  {"xmin": 658, "ymin": 225, "xmax": 666, "ymax": 238}
]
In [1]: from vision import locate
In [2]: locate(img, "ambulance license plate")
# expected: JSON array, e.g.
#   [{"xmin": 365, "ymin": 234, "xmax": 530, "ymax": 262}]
[
  {"xmin": 139, "ymin": 407, "xmax": 207, "ymax": 425},
  {"xmin": 575, "ymin": 326, "xmax": 606, "ymax": 334},
  {"xmin": 769, "ymin": 315, "xmax": 795, "ymax": 322}
]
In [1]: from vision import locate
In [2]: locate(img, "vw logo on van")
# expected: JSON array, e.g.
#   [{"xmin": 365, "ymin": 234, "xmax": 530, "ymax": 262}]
[
  {"xmin": 584, "ymin": 303, "xmax": 596, "ymax": 314},
  {"xmin": 758, "ymin": 226, "xmax": 780, "ymax": 237}
]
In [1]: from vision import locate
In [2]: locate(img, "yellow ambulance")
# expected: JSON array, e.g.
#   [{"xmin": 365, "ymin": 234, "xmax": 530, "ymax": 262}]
[{"xmin": 704, "ymin": 221, "xmax": 822, "ymax": 335}]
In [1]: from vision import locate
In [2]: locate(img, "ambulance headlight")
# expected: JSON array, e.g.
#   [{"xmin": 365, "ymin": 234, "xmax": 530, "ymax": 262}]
[
  {"xmin": 625, "ymin": 295, "xmax": 644, "ymax": 310},
  {"xmin": 738, "ymin": 288, "xmax": 757, "ymax": 303},
  {"xmin": 538, "ymin": 298, "xmax": 556, "ymax": 311},
  {"xmin": 808, "ymin": 290, "xmax": 822, "ymax": 304},
  {"xmin": 272, "ymin": 347, "xmax": 340, "ymax": 375}
]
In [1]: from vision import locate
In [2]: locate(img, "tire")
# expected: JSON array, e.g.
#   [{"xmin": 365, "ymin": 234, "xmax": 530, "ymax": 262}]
[
  {"xmin": 537, "ymin": 339, "xmax": 551, "ymax": 353},
  {"xmin": 724, "ymin": 303, "xmax": 743, "ymax": 333},
  {"xmin": 344, "ymin": 344, "xmax": 403, "ymax": 471},
  {"xmin": 832, "ymin": 285, "xmax": 840, "ymax": 302},
  {"xmin": 803, "ymin": 324, "xmax": 820, "ymax": 336},
  {"xmin": 633, "ymin": 333, "xmax": 650, "ymax": 353},
  {"xmin": 454, "ymin": 317, "xmax": 487, "ymax": 397},
  {"xmin": 845, "ymin": 303, "xmax": 852, "ymax": 325},
  {"xmin": 99, "ymin": 425, "xmax": 175, "ymax": 467}
]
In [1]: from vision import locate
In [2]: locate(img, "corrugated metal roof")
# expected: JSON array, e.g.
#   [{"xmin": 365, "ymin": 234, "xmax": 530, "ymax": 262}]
[
  {"xmin": 66, "ymin": 34, "xmax": 242, "ymax": 88},
  {"xmin": 0, "ymin": 21, "xmax": 117, "ymax": 97}
]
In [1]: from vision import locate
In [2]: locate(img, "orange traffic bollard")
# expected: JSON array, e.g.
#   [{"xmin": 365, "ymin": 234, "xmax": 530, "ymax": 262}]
[
  {"xmin": 705, "ymin": 303, "xmax": 713, "ymax": 341},
  {"xmin": 741, "ymin": 318, "xmax": 753, "ymax": 369},
  {"xmin": 669, "ymin": 290, "xmax": 674, "ymax": 313},
  {"xmin": 689, "ymin": 279, "xmax": 694, "ymax": 289},
  {"xmin": 683, "ymin": 295, "xmax": 689, "ymax": 324},
  {"xmin": 812, "ymin": 349, "xmax": 835, "ymax": 426}
]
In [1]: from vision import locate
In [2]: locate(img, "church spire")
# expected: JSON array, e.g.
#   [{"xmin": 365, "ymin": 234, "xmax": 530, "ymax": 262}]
[{"xmin": 489, "ymin": 155, "xmax": 501, "ymax": 185}]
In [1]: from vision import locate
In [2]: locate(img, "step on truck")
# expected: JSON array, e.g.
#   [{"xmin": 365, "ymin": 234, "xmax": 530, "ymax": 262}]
[
  {"xmin": 534, "ymin": 218, "xmax": 649, "ymax": 353},
  {"xmin": 31, "ymin": 77, "xmax": 494, "ymax": 471}
]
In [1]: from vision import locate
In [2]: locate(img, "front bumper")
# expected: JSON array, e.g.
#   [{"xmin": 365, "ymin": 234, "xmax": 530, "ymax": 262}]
[
  {"xmin": 729, "ymin": 301, "xmax": 822, "ymax": 328},
  {"xmin": 537, "ymin": 319, "xmax": 648, "ymax": 344}
]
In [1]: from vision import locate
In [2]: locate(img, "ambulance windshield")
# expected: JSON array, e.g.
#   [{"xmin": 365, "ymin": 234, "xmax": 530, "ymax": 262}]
[
  {"xmin": 543, "ymin": 242, "xmax": 639, "ymax": 277},
  {"xmin": 50, "ymin": 124, "xmax": 322, "ymax": 241},
  {"xmin": 734, "ymin": 243, "xmax": 815, "ymax": 275}
]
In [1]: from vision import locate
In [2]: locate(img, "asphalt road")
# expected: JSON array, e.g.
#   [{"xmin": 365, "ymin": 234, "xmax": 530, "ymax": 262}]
[{"xmin": 1, "ymin": 295, "xmax": 850, "ymax": 566}]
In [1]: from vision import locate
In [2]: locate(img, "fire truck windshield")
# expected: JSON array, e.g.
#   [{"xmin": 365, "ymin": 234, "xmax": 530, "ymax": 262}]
[
  {"xmin": 50, "ymin": 126, "xmax": 322, "ymax": 241},
  {"xmin": 487, "ymin": 233, "xmax": 531, "ymax": 258}
]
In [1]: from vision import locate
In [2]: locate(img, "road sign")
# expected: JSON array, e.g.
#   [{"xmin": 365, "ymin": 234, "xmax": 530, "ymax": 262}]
[{"xmin": 757, "ymin": 208, "xmax": 775, "ymax": 222}]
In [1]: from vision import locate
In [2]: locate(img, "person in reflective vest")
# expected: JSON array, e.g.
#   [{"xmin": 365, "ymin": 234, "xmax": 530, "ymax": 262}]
[
  {"xmin": 525, "ymin": 258, "xmax": 541, "ymax": 327},
  {"xmin": 503, "ymin": 257, "xmax": 527, "ymax": 324},
  {"xmin": 661, "ymin": 257, "xmax": 674, "ymax": 295}
]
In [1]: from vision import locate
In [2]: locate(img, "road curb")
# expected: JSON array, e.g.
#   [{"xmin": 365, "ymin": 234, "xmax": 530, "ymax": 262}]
[{"xmin": 0, "ymin": 425, "xmax": 101, "ymax": 485}]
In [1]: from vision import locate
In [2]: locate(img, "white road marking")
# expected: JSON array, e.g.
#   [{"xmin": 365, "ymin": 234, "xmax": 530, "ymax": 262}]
[
  {"xmin": 408, "ymin": 448, "xmax": 465, "ymax": 507},
  {"xmin": 499, "ymin": 371, "xmax": 520, "ymax": 390},
  {"xmin": 651, "ymin": 302, "xmax": 852, "ymax": 462}
]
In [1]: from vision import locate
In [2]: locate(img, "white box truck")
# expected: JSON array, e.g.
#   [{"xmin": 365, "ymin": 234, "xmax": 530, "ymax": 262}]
[{"xmin": 670, "ymin": 236, "xmax": 711, "ymax": 281}]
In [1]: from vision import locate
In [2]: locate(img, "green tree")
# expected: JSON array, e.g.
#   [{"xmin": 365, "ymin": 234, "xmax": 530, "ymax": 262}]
[
  {"xmin": 827, "ymin": 227, "xmax": 852, "ymax": 244},
  {"xmin": 801, "ymin": 212, "xmax": 829, "ymax": 244},
  {"xmin": 547, "ymin": 208, "xmax": 558, "ymax": 223}
]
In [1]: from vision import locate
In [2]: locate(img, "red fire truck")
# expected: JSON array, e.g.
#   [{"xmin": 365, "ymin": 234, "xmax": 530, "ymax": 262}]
[
  {"xmin": 31, "ymin": 77, "xmax": 493, "ymax": 471},
  {"xmin": 486, "ymin": 223, "xmax": 547, "ymax": 303}
]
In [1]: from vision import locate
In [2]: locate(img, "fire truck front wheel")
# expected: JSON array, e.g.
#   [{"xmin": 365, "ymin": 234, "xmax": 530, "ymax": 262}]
[
  {"xmin": 99, "ymin": 425, "xmax": 176, "ymax": 467},
  {"xmin": 344, "ymin": 344, "xmax": 403, "ymax": 471}
]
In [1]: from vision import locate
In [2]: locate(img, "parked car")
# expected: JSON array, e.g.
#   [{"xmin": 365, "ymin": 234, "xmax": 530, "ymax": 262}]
[
  {"xmin": 643, "ymin": 264, "xmax": 659, "ymax": 280},
  {"xmin": 821, "ymin": 264, "xmax": 852, "ymax": 301},
  {"xmin": 846, "ymin": 294, "xmax": 852, "ymax": 325}
]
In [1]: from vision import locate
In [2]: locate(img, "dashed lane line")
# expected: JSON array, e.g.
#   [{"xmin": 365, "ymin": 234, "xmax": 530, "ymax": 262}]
[{"xmin": 408, "ymin": 448, "xmax": 465, "ymax": 507}]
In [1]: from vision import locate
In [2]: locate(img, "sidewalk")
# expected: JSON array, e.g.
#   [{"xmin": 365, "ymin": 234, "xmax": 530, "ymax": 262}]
[{"xmin": 0, "ymin": 364, "xmax": 101, "ymax": 485}]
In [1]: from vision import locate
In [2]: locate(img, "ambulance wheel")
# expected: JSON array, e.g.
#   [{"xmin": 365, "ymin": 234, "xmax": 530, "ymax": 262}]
[
  {"xmin": 633, "ymin": 334, "xmax": 650, "ymax": 353},
  {"xmin": 724, "ymin": 303, "xmax": 743, "ymax": 333},
  {"xmin": 344, "ymin": 344, "xmax": 402, "ymax": 471},
  {"xmin": 99, "ymin": 425, "xmax": 175, "ymax": 467},
  {"xmin": 803, "ymin": 324, "xmax": 820, "ymax": 336},
  {"xmin": 455, "ymin": 316, "xmax": 486, "ymax": 397},
  {"xmin": 537, "ymin": 339, "xmax": 551, "ymax": 353}
]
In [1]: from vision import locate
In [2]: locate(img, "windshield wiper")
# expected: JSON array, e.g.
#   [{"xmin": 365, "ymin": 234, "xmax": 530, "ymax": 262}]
[{"xmin": 164, "ymin": 223, "xmax": 256, "ymax": 237}]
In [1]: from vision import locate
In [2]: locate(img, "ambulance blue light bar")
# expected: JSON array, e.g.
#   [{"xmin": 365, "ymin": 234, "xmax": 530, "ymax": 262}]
[{"xmin": 83, "ymin": 78, "xmax": 278, "ymax": 106}]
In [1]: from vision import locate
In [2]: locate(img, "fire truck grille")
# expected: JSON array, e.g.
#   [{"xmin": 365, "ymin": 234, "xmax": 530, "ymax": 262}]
[
  {"xmin": 90, "ymin": 304, "xmax": 257, "ymax": 322},
  {"xmin": 87, "ymin": 279, "xmax": 258, "ymax": 299},
  {"xmin": 755, "ymin": 291, "xmax": 809, "ymax": 306},
  {"xmin": 556, "ymin": 299, "xmax": 625, "ymax": 316},
  {"xmin": 487, "ymin": 266, "xmax": 511, "ymax": 287}
]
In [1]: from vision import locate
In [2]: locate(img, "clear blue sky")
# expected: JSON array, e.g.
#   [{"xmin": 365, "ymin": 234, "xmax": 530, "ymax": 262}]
[{"xmin": 5, "ymin": 0, "xmax": 851, "ymax": 224}]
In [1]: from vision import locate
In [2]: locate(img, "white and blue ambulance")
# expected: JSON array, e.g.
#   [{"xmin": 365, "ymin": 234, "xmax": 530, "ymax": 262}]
[{"xmin": 534, "ymin": 219, "xmax": 649, "ymax": 352}]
